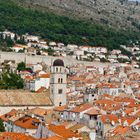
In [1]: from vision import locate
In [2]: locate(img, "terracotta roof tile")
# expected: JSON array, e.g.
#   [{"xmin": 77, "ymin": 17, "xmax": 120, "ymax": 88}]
[
  {"xmin": 14, "ymin": 116, "xmax": 40, "ymax": 129},
  {"xmin": 36, "ymin": 87, "xmax": 46, "ymax": 93},
  {"xmin": 85, "ymin": 108, "xmax": 100, "ymax": 116},
  {"xmin": 48, "ymin": 124, "xmax": 80, "ymax": 139},
  {"xmin": 112, "ymin": 125, "xmax": 130, "ymax": 135},
  {"xmin": 39, "ymin": 74, "xmax": 50, "ymax": 78},
  {"xmin": 71, "ymin": 103, "xmax": 92, "ymax": 113},
  {"xmin": 0, "ymin": 109, "xmax": 17, "ymax": 122},
  {"xmin": 45, "ymin": 136, "xmax": 65, "ymax": 140},
  {"xmin": 54, "ymin": 105, "xmax": 67, "ymax": 112},
  {"xmin": 0, "ymin": 132, "xmax": 36, "ymax": 140}
]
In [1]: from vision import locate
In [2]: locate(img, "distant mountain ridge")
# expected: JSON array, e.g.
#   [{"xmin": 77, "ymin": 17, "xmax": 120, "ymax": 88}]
[
  {"xmin": 13, "ymin": 0, "xmax": 140, "ymax": 30},
  {"xmin": 0, "ymin": 0, "xmax": 140, "ymax": 50}
]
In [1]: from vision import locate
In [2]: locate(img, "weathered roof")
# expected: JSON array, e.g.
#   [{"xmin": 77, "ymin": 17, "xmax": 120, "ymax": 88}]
[
  {"xmin": 14, "ymin": 116, "xmax": 40, "ymax": 129},
  {"xmin": 0, "ymin": 90, "xmax": 52, "ymax": 106}
]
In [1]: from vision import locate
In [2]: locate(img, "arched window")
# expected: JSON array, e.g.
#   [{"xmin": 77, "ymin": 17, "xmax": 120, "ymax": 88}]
[
  {"xmin": 61, "ymin": 78, "xmax": 63, "ymax": 83},
  {"xmin": 56, "ymin": 67, "xmax": 58, "ymax": 72},
  {"xmin": 58, "ymin": 78, "xmax": 61, "ymax": 83}
]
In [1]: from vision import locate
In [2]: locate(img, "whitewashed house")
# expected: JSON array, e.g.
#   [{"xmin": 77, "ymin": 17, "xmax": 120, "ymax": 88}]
[
  {"xmin": 30, "ymin": 73, "xmax": 50, "ymax": 92},
  {"xmin": 63, "ymin": 103, "xmax": 93, "ymax": 122},
  {"xmin": 23, "ymin": 35, "xmax": 40, "ymax": 42},
  {"xmin": 67, "ymin": 44, "xmax": 78, "ymax": 51},
  {"xmin": 2, "ymin": 30, "xmax": 15, "ymax": 40},
  {"xmin": 32, "ymin": 64, "xmax": 43, "ymax": 72},
  {"xmin": 13, "ymin": 116, "xmax": 40, "ymax": 137}
]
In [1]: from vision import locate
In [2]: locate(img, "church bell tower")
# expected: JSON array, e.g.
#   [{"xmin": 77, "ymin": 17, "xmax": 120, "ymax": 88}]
[{"xmin": 50, "ymin": 59, "xmax": 67, "ymax": 106}]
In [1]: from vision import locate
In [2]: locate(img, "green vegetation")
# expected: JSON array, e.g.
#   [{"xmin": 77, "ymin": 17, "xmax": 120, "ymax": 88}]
[
  {"xmin": 0, "ymin": 34, "xmax": 14, "ymax": 51},
  {"xmin": 17, "ymin": 62, "xmax": 32, "ymax": 72},
  {"xmin": 0, "ymin": 72, "xmax": 24, "ymax": 89},
  {"xmin": 0, "ymin": 119, "xmax": 5, "ymax": 132},
  {"xmin": 100, "ymin": 58, "xmax": 109, "ymax": 63},
  {"xmin": 117, "ymin": 58, "xmax": 130, "ymax": 63},
  {"xmin": 0, "ymin": 0, "xmax": 140, "ymax": 50},
  {"xmin": 17, "ymin": 62, "xmax": 26, "ymax": 72},
  {"xmin": 47, "ymin": 48, "xmax": 55, "ymax": 56}
]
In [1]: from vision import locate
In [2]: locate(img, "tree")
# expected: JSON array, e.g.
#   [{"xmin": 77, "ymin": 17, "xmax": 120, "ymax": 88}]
[
  {"xmin": 17, "ymin": 62, "xmax": 26, "ymax": 72},
  {"xmin": 117, "ymin": 58, "xmax": 130, "ymax": 63},
  {"xmin": 0, "ymin": 119, "xmax": 5, "ymax": 132},
  {"xmin": 100, "ymin": 58, "xmax": 109, "ymax": 63},
  {"xmin": 47, "ymin": 48, "xmax": 54, "ymax": 56},
  {"xmin": 0, "ymin": 72, "xmax": 24, "ymax": 89}
]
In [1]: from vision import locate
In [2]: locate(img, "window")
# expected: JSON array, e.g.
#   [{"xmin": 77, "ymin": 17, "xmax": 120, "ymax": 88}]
[
  {"xmin": 58, "ymin": 89, "xmax": 63, "ymax": 94},
  {"xmin": 58, "ymin": 78, "xmax": 63, "ymax": 83},
  {"xmin": 56, "ymin": 67, "xmax": 58, "ymax": 72},
  {"xmin": 61, "ymin": 78, "xmax": 63, "ymax": 83},
  {"xmin": 59, "ymin": 102, "xmax": 62, "ymax": 106},
  {"xmin": 94, "ymin": 116, "xmax": 97, "ymax": 120},
  {"xmin": 58, "ymin": 78, "xmax": 61, "ymax": 83},
  {"xmin": 90, "ymin": 116, "xmax": 92, "ymax": 120}
]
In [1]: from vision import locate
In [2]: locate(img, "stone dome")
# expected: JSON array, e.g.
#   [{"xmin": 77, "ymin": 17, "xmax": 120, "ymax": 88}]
[{"xmin": 53, "ymin": 59, "xmax": 64, "ymax": 67}]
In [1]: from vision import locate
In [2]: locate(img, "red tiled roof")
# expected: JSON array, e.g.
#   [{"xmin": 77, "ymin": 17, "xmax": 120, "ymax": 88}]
[
  {"xmin": 112, "ymin": 125, "xmax": 130, "ymax": 135},
  {"xmin": 120, "ymin": 117, "xmax": 136, "ymax": 125},
  {"xmin": 48, "ymin": 124, "xmax": 80, "ymax": 139},
  {"xmin": 54, "ymin": 105, "xmax": 67, "ymax": 112},
  {"xmin": 45, "ymin": 136, "xmax": 65, "ymax": 140},
  {"xmin": 99, "ymin": 114, "xmax": 118, "ymax": 123},
  {"xmin": 39, "ymin": 74, "xmax": 50, "ymax": 78},
  {"xmin": 0, "ymin": 109, "xmax": 17, "ymax": 122},
  {"xmin": 0, "ymin": 132, "xmax": 36, "ymax": 140},
  {"xmin": 71, "ymin": 103, "xmax": 92, "ymax": 113},
  {"xmin": 36, "ymin": 87, "xmax": 46, "ymax": 93},
  {"xmin": 85, "ymin": 108, "xmax": 100, "ymax": 116},
  {"xmin": 14, "ymin": 116, "xmax": 40, "ymax": 129}
]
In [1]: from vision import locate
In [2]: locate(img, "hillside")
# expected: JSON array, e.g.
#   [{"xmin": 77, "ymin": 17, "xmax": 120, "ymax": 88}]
[
  {"xmin": 13, "ymin": 0, "xmax": 140, "ymax": 30},
  {"xmin": 0, "ymin": 0, "xmax": 140, "ymax": 50}
]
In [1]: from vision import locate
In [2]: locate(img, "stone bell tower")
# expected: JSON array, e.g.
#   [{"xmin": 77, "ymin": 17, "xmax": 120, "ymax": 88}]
[{"xmin": 50, "ymin": 59, "xmax": 67, "ymax": 106}]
